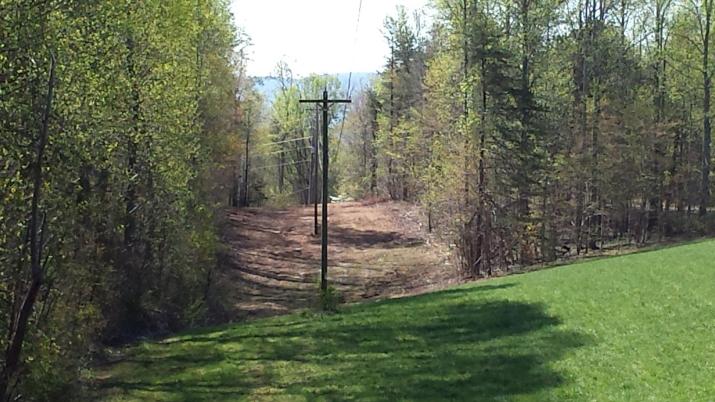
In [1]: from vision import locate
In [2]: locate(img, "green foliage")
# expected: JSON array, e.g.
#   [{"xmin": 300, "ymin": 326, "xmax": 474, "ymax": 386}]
[
  {"xmin": 99, "ymin": 240, "xmax": 715, "ymax": 401},
  {"xmin": 0, "ymin": 0, "xmax": 246, "ymax": 399},
  {"xmin": 341, "ymin": 0, "xmax": 715, "ymax": 276}
]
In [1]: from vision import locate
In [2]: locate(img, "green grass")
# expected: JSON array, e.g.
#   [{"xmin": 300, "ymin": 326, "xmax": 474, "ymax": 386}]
[{"xmin": 97, "ymin": 240, "xmax": 715, "ymax": 401}]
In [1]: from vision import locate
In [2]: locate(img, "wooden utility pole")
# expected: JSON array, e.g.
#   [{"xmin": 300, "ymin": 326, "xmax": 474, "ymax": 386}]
[
  {"xmin": 312, "ymin": 107, "xmax": 320, "ymax": 236},
  {"xmin": 300, "ymin": 90, "xmax": 350, "ymax": 293}
]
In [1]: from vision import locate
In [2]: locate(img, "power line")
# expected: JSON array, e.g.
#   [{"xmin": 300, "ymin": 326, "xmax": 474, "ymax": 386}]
[
  {"xmin": 253, "ymin": 146, "xmax": 312, "ymax": 157},
  {"xmin": 345, "ymin": 0, "xmax": 363, "ymax": 96},
  {"xmin": 262, "ymin": 136, "xmax": 311, "ymax": 146},
  {"xmin": 334, "ymin": 0, "xmax": 363, "ymax": 162},
  {"xmin": 253, "ymin": 159, "xmax": 311, "ymax": 170},
  {"xmin": 283, "ymin": 186, "xmax": 311, "ymax": 197}
]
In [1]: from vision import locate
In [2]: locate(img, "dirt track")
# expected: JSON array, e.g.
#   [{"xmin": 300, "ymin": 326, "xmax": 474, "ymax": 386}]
[{"xmin": 218, "ymin": 201, "xmax": 458, "ymax": 320}]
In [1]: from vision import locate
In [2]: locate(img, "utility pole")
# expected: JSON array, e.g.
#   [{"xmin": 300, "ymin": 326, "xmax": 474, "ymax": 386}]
[{"xmin": 300, "ymin": 90, "xmax": 350, "ymax": 293}]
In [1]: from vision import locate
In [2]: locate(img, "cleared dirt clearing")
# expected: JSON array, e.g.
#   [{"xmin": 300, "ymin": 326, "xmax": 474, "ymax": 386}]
[{"xmin": 218, "ymin": 201, "xmax": 458, "ymax": 319}]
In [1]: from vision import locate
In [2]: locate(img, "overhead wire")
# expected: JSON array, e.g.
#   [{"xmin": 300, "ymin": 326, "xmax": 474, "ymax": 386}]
[
  {"xmin": 253, "ymin": 146, "xmax": 312, "ymax": 157},
  {"xmin": 333, "ymin": 0, "xmax": 363, "ymax": 162},
  {"xmin": 283, "ymin": 186, "xmax": 311, "ymax": 197},
  {"xmin": 262, "ymin": 136, "xmax": 311, "ymax": 146},
  {"xmin": 253, "ymin": 159, "xmax": 311, "ymax": 170}
]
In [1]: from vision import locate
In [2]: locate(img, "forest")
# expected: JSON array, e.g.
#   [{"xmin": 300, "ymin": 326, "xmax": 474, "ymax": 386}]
[
  {"xmin": 3, "ymin": 0, "xmax": 715, "ymax": 400},
  {"xmin": 339, "ymin": 0, "xmax": 715, "ymax": 275},
  {"xmin": 1, "ymin": 0, "xmax": 250, "ymax": 400}
]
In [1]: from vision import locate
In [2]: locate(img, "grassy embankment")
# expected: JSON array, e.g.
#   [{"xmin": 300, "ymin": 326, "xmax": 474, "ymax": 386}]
[{"xmin": 97, "ymin": 240, "xmax": 715, "ymax": 401}]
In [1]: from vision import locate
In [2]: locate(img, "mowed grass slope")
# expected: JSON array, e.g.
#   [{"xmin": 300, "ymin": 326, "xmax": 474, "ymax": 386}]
[{"xmin": 97, "ymin": 240, "xmax": 715, "ymax": 401}]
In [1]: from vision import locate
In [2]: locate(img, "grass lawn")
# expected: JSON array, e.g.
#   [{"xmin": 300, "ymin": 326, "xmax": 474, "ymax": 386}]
[{"xmin": 96, "ymin": 240, "xmax": 715, "ymax": 401}]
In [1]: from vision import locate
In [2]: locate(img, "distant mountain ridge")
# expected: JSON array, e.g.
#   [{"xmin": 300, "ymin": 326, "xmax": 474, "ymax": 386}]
[{"xmin": 254, "ymin": 72, "xmax": 377, "ymax": 103}]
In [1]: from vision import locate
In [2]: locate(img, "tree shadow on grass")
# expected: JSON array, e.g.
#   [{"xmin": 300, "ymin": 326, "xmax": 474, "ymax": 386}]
[{"xmin": 98, "ymin": 286, "xmax": 591, "ymax": 401}]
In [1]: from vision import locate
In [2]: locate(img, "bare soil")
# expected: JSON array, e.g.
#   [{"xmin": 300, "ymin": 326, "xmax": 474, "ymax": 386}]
[{"xmin": 217, "ymin": 200, "xmax": 459, "ymax": 320}]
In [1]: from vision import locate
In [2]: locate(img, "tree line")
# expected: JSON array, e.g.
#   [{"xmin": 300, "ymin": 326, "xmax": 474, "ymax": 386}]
[
  {"xmin": 0, "ymin": 1, "xmax": 248, "ymax": 400},
  {"xmin": 341, "ymin": 0, "xmax": 715, "ymax": 276}
]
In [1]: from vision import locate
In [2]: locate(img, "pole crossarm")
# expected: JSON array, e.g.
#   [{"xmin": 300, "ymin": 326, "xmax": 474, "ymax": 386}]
[
  {"xmin": 299, "ymin": 99, "xmax": 351, "ymax": 110},
  {"xmin": 299, "ymin": 99, "xmax": 351, "ymax": 103}
]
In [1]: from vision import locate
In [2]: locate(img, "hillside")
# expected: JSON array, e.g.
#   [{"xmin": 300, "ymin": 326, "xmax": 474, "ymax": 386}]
[
  {"xmin": 254, "ymin": 72, "xmax": 376, "ymax": 102},
  {"xmin": 95, "ymin": 239, "xmax": 715, "ymax": 401}
]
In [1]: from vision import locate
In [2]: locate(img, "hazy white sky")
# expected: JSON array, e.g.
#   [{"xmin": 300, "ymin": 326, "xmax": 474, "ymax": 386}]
[{"xmin": 230, "ymin": 0, "xmax": 430, "ymax": 77}]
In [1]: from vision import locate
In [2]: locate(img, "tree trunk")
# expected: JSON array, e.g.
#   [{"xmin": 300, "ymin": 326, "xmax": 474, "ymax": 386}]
[
  {"xmin": 462, "ymin": 0, "xmax": 471, "ymax": 208},
  {"xmin": 1, "ymin": 53, "xmax": 55, "ymax": 402},
  {"xmin": 701, "ymin": 0, "xmax": 713, "ymax": 216},
  {"xmin": 278, "ymin": 148, "xmax": 285, "ymax": 193},
  {"xmin": 518, "ymin": 0, "xmax": 532, "ymax": 220},
  {"xmin": 475, "ymin": 58, "xmax": 489, "ymax": 276}
]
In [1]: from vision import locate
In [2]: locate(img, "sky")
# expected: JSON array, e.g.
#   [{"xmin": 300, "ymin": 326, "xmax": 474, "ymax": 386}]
[{"xmin": 230, "ymin": 0, "xmax": 431, "ymax": 77}]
